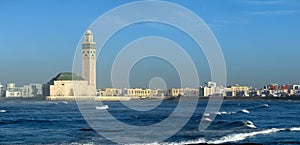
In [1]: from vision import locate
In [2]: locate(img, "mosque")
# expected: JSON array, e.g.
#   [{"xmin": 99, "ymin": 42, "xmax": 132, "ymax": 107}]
[{"xmin": 46, "ymin": 28, "xmax": 97, "ymax": 99}]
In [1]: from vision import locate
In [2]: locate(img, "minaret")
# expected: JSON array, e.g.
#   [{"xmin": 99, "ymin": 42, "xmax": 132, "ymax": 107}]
[{"xmin": 82, "ymin": 28, "xmax": 96, "ymax": 92}]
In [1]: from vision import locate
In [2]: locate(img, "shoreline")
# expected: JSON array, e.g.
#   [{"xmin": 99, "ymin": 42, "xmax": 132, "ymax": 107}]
[{"xmin": 1, "ymin": 96, "xmax": 300, "ymax": 101}]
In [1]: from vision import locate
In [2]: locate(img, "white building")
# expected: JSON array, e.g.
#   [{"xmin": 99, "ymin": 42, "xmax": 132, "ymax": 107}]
[
  {"xmin": 6, "ymin": 83, "xmax": 15, "ymax": 89},
  {"xmin": 21, "ymin": 84, "xmax": 45, "ymax": 97},
  {"xmin": 207, "ymin": 81, "xmax": 217, "ymax": 87},
  {"xmin": 289, "ymin": 84, "xmax": 300, "ymax": 95},
  {"xmin": 0, "ymin": 82, "xmax": 4, "ymax": 97},
  {"xmin": 5, "ymin": 83, "xmax": 22, "ymax": 97},
  {"xmin": 150, "ymin": 89, "xmax": 165, "ymax": 98},
  {"xmin": 199, "ymin": 81, "xmax": 225, "ymax": 97},
  {"xmin": 167, "ymin": 88, "xmax": 199, "ymax": 97}
]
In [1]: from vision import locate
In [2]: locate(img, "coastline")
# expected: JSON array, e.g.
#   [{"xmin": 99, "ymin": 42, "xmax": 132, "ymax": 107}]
[{"xmin": 1, "ymin": 96, "xmax": 300, "ymax": 101}]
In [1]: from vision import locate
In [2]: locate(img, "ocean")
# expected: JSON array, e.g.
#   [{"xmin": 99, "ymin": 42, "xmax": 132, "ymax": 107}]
[{"xmin": 0, "ymin": 99, "xmax": 299, "ymax": 144}]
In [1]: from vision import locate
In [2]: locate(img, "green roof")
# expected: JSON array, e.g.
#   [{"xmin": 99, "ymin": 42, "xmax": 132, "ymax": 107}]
[{"xmin": 51, "ymin": 72, "xmax": 83, "ymax": 81}]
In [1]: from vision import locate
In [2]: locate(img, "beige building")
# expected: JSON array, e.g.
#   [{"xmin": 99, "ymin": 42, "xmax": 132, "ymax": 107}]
[
  {"xmin": 123, "ymin": 88, "xmax": 163, "ymax": 98},
  {"xmin": 123, "ymin": 88, "xmax": 153, "ymax": 98},
  {"xmin": 167, "ymin": 88, "xmax": 199, "ymax": 97},
  {"xmin": 226, "ymin": 85, "xmax": 249, "ymax": 96},
  {"xmin": 47, "ymin": 72, "xmax": 92, "ymax": 96},
  {"xmin": 98, "ymin": 88, "xmax": 122, "ymax": 96}
]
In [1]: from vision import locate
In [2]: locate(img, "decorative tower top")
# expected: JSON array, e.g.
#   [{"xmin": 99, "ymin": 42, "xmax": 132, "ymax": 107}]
[{"xmin": 84, "ymin": 28, "xmax": 93, "ymax": 42}]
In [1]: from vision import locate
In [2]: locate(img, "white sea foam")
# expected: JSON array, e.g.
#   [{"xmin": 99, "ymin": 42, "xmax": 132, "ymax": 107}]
[
  {"xmin": 208, "ymin": 128, "xmax": 282, "ymax": 144},
  {"xmin": 165, "ymin": 126, "xmax": 300, "ymax": 145},
  {"xmin": 202, "ymin": 117, "xmax": 212, "ymax": 122},
  {"xmin": 0, "ymin": 109, "xmax": 6, "ymax": 113},
  {"xmin": 208, "ymin": 126, "xmax": 300, "ymax": 144},
  {"xmin": 244, "ymin": 121, "xmax": 257, "ymax": 128},
  {"xmin": 241, "ymin": 109, "xmax": 250, "ymax": 114},
  {"xmin": 138, "ymin": 138, "xmax": 207, "ymax": 145},
  {"xmin": 214, "ymin": 111, "xmax": 236, "ymax": 115},
  {"xmin": 70, "ymin": 142, "xmax": 94, "ymax": 145},
  {"xmin": 262, "ymin": 104, "xmax": 269, "ymax": 107},
  {"xmin": 122, "ymin": 126, "xmax": 300, "ymax": 145},
  {"xmin": 172, "ymin": 137, "xmax": 206, "ymax": 145},
  {"xmin": 218, "ymin": 111, "xmax": 232, "ymax": 115},
  {"xmin": 290, "ymin": 127, "xmax": 300, "ymax": 131}
]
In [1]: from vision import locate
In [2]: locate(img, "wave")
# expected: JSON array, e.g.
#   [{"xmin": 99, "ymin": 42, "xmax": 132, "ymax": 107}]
[
  {"xmin": 290, "ymin": 127, "xmax": 300, "ymax": 131},
  {"xmin": 239, "ymin": 109, "xmax": 250, "ymax": 114},
  {"xmin": 244, "ymin": 121, "xmax": 257, "ymax": 129},
  {"xmin": 0, "ymin": 109, "xmax": 6, "ymax": 113},
  {"xmin": 248, "ymin": 104, "xmax": 269, "ymax": 111},
  {"xmin": 216, "ymin": 111, "xmax": 236, "ymax": 115},
  {"xmin": 169, "ymin": 126, "xmax": 300, "ymax": 145},
  {"xmin": 225, "ymin": 120, "xmax": 256, "ymax": 129},
  {"xmin": 130, "ymin": 138, "xmax": 207, "ymax": 145},
  {"xmin": 210, "ymin": 103, "xmax": 269, "ymax": 116},
  {"xmin": 209, "ymin": 109, "xmax": 248, "ymax": 116},
  {"xmin": 208, "ymin": 111, "xmax": 236, "ymax": 116},
  {"xmin": 208, "ymin": 128, "xmax": 282, "ymax": 144},
  {"xmin": 202, "ymin": 117, "xmax": 212, "ymax": 122},
  {"xmin": 100, "ymin": 126, "xmax": 300, "ymax": 145}
]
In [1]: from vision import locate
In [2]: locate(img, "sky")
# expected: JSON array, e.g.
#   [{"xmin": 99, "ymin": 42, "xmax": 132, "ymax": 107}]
[{"xmin": 0, "ymin": 0, "xmax": 300, "ymax": 89}]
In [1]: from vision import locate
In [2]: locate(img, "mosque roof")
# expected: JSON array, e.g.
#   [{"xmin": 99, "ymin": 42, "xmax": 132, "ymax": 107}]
[{"xmin": 51, "ymin": 72, "xmax": 83, "ymax": 81}]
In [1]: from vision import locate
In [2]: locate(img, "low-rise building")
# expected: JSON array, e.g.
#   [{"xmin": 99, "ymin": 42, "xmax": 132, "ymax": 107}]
[
  {"xmin": 200, "ymin": 86, "xmax": 225, "ymax": 96},
  {"xmin": 98, "ymin": 88, "xmax": 166, "ymax": 98},
  {"xmin": 290, "ymin": 84, "xmax": 300, "ymax": 95},
  {"xmin": 123, "ymin": 88, "xmax": 152, "ymax": 98},
  {"xmin": 248, "ymin": 88, "xmax": 261, "ymax": 97},
  {"xmin": 264, "ymin": 84, "xmax": 291, "ymax": 97},
  {"xmin": 5, "ymin": 83, "xmax": 22, "ymax": 97},
  {"xmin": 167, "ymin": 88, "xmax": 199, "ymax": 97},
  {"xmin": 225, "ymin": 85, "xmax": 249, "ymax": 97},
  {"xmin": 6, "ymin": 83, "xmax": 15, "ymax": 90},
  {"xmin": 0, "ymin": 82, "xmax": 3, "ymax": 97},
  {"xmin": 98, "ymin": 88, "xmax": 122, "ymax": 96},
  {"xmin": 21, "ymin": 84, "xmax": 45, "ymax": 97},
  {"xmin": 46, "ymin": 72, "xmax": 92, "ymax": 97},
  {"xmin": 199, "ymin": 81, "xmax": 225, "ymax": 97},
  {"xmin": 150, "ymin": 89, "xmax": 165, "ymax": 98}
]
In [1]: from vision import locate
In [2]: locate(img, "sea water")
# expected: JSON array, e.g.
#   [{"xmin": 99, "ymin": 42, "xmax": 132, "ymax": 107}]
[{"xmin": 0, "ymin": 99, "xmax": 299, "ymax": 144}]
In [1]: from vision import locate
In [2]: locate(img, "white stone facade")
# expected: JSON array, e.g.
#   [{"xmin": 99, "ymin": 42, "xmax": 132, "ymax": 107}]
[
  {"xmin": 49, "ymin": 80, "xmax": 92, "ymax": 96},
  {"xmin": 82, "ymin": 28, "xmax": 96, "ymax": 93}
]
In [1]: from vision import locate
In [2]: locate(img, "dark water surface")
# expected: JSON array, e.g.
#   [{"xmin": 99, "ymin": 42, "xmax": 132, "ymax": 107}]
[{"xmin": 0, "ymin": 99, "xmax": 299, "ymax": 144}]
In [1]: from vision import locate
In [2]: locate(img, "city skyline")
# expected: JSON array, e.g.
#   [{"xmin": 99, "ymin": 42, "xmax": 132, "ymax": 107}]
[{"xmin": 1, "ymin": 0, "xmax": 300, "ymax": 88}]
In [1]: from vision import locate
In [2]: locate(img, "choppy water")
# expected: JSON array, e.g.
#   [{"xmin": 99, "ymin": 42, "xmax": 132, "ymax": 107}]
[{"xmin": 0, "ymin": 99, "xmax": 299, "ymax": 144}]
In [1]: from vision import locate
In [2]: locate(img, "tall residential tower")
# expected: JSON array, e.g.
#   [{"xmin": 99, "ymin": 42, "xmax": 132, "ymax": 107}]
[{"xmin": 82, "ymin": 28, "xmax": 96, "ymax": 92}]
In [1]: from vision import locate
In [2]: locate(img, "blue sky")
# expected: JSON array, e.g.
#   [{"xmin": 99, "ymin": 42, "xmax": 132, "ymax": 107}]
[{"xmin": 0, "ymin": 0, "xmax": 300, "ymax": 88}]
